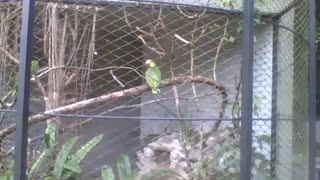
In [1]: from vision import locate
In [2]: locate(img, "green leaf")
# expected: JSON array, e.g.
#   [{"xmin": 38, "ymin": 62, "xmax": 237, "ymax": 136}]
[
  {"xmin": 101, "ymin": 166, "xmax": 115, "ymax": 180},
  {"xmin": 28, "ymin": 149, "xmax": 51, "ymax": 179},
  {"xmin": 44, "ymin": 176, "xmax": 57, "ymax": 180},
  {"xmin": 228, "ymin": 36, "xmax": 235, "ymax": 43},
  {"xmin": 64, "ymin": 159, "xmax": 81, "ymax": 173},
  {"xmin": 70, "ymin": 134, "xmax": 103, "ymax": 164},
  {"xmin": 44, "ymin": 122, "xmax": 57, "ymax": 149},
  {"xmin": 219, "ymin": 0, "xmax": 234, "ymax": 6},
  {"xmin": 117, "ymin": 155, "xmax": 133, "ymax": 180},
  {"xmin": 62, "ymin": 171, "xmax": 82, "ymax": 180},
  {"xmin": 140, "ymin": 169, "xmax": 180, "ymax": 180},
  {"xmin": 236, "ymin": 26, "xmax": 242, "ymax": 33},
  {"xmin": 0, "ymin": 175, "xmax": 12, "ymax": 180},
  {"xmin": 44, "ymin": 133, "xmax": 51, "ymax": 149},
  {"xmin": 9, "ymin": 89, "xmax": 17, "ymax": 98},
  {"xmin": 53, "ymin": 136, "xmax": 79, "ymax": 177}
]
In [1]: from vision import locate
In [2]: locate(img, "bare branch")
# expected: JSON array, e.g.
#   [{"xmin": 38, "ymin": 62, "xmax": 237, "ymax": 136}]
[
  {"xmin": 231, "ymin": 76, "xmax": 241, "ymax": 128},
  {"xmin": 34, "ymin": 77, "xmax": 48, "ymax": 103},
  {"xmin": 213, "ymin": 18, "xmax": 229, "ymax": 81},
  {"xmin": 0, "ymin": 75, "xmax": 227, "ymax": 139},
  {"xmin": 176, "ymin": 6, "xmax": 206, "ymax": 19},
  {"xmin": 190, "ymin": 16, "xmax": 203, "ymax": 112},
  {"xmin": 137, "ymin": 34, "xmax": 166, "ymax": 57},
  {"xmin": 174, "ymin": 34, "xmax": 190, "ymax": 45},
  {"xmin": 64, "ymin": 72, "xmax": 77, "ymax": 87},
  {"xmin": 0, "ymin": 48, "xmax": 19, "ymax": 64},
  {"xmin": 37, "ymin": 65, "xmax": 143, "ymax": 78}
]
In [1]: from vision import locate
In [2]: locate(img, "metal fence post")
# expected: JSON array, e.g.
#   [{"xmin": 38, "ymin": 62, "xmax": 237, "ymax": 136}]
[
  {"xmin": 308, "ymin": 0, "xmax": 317, "ymax": 179},
  {"xmin": 13, "ymin": 0, "xmax": 35, "ymax": 179},
  {"xmin": 240, "ymin": 0, "xmax": 255, "ymax": 179},
  {"xmin": 270, "ymin": 17, "xmax": 280, "ymax": 179}
]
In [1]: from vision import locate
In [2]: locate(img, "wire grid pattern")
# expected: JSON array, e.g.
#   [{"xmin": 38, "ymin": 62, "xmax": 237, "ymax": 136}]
[
  {"xmin": 0, "ymin": 0, "xmax": 313, "ymax": 179},
  {"xmin": 251, "ymin": 0, "xmax": 311, "ymax": 179},
  {"xmin": 0, "ymin": 3, "xmax": 21, "ymax": 163}
]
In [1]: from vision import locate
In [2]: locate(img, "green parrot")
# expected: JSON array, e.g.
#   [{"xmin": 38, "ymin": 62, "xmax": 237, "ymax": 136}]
[
  {"xmin": 145, "ymin": 59, "xmax": 161, "ymax": 94},
  {"xmin": 31, "ymin": 59, "xmax": 40, "ymax": 75}
]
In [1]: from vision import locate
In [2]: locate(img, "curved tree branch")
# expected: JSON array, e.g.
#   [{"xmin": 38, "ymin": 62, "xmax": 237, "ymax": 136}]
[{"xmin": 0, "ymin": 75, "xmax": 227, "ymax": 139}]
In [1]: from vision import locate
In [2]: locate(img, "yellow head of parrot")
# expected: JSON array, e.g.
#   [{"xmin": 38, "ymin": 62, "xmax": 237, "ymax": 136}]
[{"xmin": 145, "ymin": 59, "xmax": 156, "ymax": 68}]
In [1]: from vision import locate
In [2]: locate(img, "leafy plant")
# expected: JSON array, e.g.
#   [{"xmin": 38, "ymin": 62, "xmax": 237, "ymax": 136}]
[
  {"xmin": 0, "ymin": 159, "xmax": 14, "ymax": 180},
  {"xmin": 101, "ymin": 166, "xmax": 115, "ymax": 180},
  {"xmin": 101, "ymin": 155, "xmax": 134, "ymax": 180},
  {"xmin": 140, "ymin": 169, "xmax": 181, "ymax": 180},
  {"xmin": 188, "ymin": 131, "xmax": 273, "ymax": 180},
  {"xmin": 28, "ymin": 134, "xmax": 103, "ymax": 180},
  {"xmin": 101, "ymin": 155, "xmax": 180, "ymax": 180}
]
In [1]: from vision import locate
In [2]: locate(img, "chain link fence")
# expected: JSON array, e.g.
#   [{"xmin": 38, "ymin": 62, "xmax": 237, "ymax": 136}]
[{"xmin": 0, "ymin": 0, "xmax": 314, "ymax": 179}]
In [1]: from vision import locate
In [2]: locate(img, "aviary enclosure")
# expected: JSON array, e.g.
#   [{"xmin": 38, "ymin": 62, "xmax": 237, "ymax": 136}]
[{"xmin": 0, "ymin": 0, "xmax": 316, "ymax": 179}]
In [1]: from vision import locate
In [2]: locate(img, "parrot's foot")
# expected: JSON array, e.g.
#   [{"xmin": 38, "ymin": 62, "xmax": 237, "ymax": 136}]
[
  {"xmin": 151, "ymin": 89, "xmax": 158, "ymax": 94},
  {"xmin": 151, "ymin": 89, "xmax": 160, "ymax": 94}
]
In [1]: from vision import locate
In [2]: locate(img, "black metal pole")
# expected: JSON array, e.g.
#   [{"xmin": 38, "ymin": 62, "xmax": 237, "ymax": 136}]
[
  {"xmin": 270, "ymin": 17, "xmax": 279, "ymax": 179},
  {"xmin": 308, "ymin": 0, "xmax": 317, "ymax": 179},
  {"xmin": 13, "ymin": 0, "xmax": 35, "ymax": 179},
  {"xmin": 239, "ymin": 0, "xmax": 254, "ymax": 179}
]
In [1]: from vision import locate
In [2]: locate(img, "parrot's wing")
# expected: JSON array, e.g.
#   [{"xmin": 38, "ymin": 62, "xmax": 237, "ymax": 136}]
[
  {"xmin": 145, "ymin": 67, "xmax": 161, "ymax": 89},
  {"xmin": 153, "ymin": 66, "xmax": 161, "ymax": 84},
  {"xmin": 31, "ymin": 60, "xmax": 40, "ymax": 75}
]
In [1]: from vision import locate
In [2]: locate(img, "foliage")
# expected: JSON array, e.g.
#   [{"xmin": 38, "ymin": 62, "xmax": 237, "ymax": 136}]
[
  {"xmin": 189, "ymin": 132, "xmax": 272, "ymax": 180},
  {"xmin": 7, "ymin": 58, "xmax": 39, "ymax": 101},
  {"xmin": 28, "ymin": 134, "xmax": 103, "ymax": 180},
  {"xmin": 101, "ymin": 155, "xmax": 135, "ymax": 180},
  {"xmin": 0, "ymin": 159, "xmax": 14, "ymax": 180},
  {"xmin": 101, "ymin": 155, "xmax": 180, "ymax": 180}
]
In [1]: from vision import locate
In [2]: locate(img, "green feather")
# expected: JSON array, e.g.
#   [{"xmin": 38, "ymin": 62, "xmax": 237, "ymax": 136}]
[
  {"xmin": 31, "ymin": 59, "xmax": 40, "ymax": 75},
  {"xmin": 145, "ymin": 64, "xmax": 161, "ymax": 95}
]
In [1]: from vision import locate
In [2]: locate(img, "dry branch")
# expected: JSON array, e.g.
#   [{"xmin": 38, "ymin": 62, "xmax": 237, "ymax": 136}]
[
  {"xmin": 213, "ymin": 18, "xmax": 229, "ymax": 81},
  {"xmin": 0, "ymin": 75, "xmax": 227, "ymax": 139},
  {"xmin": 0, "ymin": 48, "xmax": 19, "ymax": 64}
]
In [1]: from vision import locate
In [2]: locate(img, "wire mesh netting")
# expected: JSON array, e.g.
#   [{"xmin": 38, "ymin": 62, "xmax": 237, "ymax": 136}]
[{"xmin": 0, "ymin": 0, "xmax": 314, "ymax": 179}]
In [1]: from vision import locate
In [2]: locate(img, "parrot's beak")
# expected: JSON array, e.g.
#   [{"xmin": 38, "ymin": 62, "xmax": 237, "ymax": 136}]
[{"xmin": 145, "ymin": 59, "xmax": 151, "ymax": 65}]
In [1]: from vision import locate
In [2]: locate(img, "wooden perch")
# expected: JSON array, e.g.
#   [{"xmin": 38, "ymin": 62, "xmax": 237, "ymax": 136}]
[{"xmin": 0, "ymin": 75, "xmax": 227, "ymax": 139}]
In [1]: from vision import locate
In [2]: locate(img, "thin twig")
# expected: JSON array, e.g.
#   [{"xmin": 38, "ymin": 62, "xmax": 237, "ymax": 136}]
[
  {"xmin": 0, "ymin": 113, "xmax": 5, "ymax": 125},
  {"xmin": 34, "ymin": 77, "xmax": 48, "ymax": 103},
  {"xmin": 213, "ymin": 18, "xmax": 229, "ymax": 81},
  {"xmin": 136, "ymin": 26, "xmax": 166, "ymax": 57},
  {"xmin": 0, "ymin": 135, "xmax": 43, "ymax": 158},
  {"xmin": 190, "ymin": 15, "xmax": 204, "ymax": 112},
  {"xmin": 110, "ymin": 70, "xmax": 125, "ymax": 87},
  {"xmin": 174, "ymin": 34, "xmax": 190, "ymax": 44},
  {"xmin": 0, "ymin": 48, "xmax": 19, "ymax": 64},
  {"xmin": 176, "ymin": 6, "xmax": 206, "ymax": 19},
  {"xmin": 36, "ymin": 65, "xmax": 143, "ymax": 78},
  {"xmin": 232, "ymin": 76, "xmax": 241, "ymax": 128}
]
